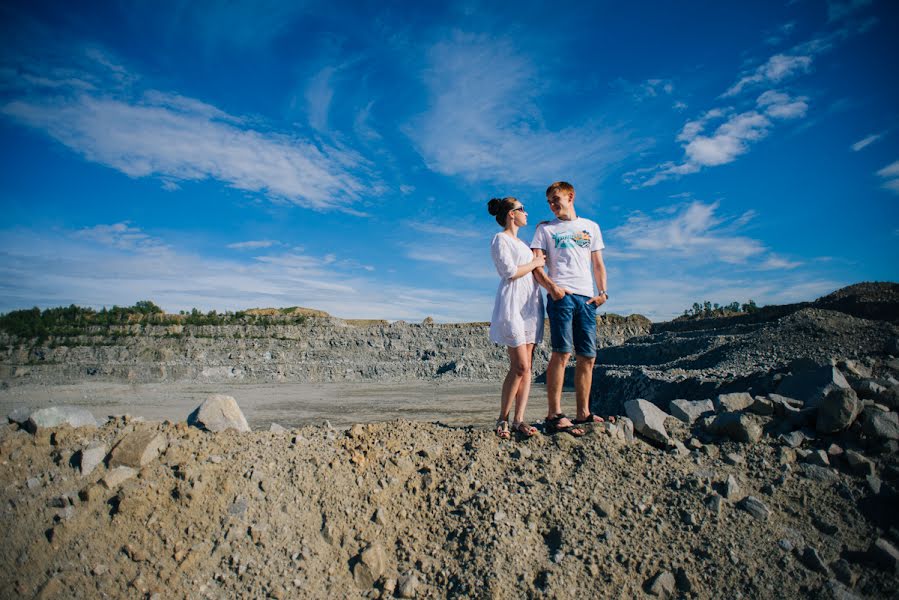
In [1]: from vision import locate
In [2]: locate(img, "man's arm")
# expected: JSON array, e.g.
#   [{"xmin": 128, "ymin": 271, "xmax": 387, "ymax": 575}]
[
  {"xmin": 586, "ymin": 250, "xmax": 608, "ymax": 307},
  {"xmin": 532, "ymin": 249, "xmax": 568, "ymax": 300}
]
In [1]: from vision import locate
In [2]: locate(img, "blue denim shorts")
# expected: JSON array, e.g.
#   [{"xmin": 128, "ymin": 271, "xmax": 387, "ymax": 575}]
[{"xmin": 546, "ymin": 293, "xmax": 597, "ymax": 357}]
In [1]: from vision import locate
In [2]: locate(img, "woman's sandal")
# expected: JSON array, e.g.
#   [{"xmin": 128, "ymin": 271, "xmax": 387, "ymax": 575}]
[
  {"xmin": 544, "ymin": 413, "xmax": 585, "ymax": 437},
  {"xmin": 495, "ymin": 419, "xmax": 511, "ymax": 440},
  {"xmin": 512, "ymin": 421, "xmax": 538, "ymax": 437},
  {"xmin": 571, "ymin": 413, "xmax": 616, "ymax": 425}
]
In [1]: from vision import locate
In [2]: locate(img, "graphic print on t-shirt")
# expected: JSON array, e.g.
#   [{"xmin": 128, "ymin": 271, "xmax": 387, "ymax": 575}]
[{"xmin": 551, "ymin": 230, "xmax": 592, "ymax": 249}]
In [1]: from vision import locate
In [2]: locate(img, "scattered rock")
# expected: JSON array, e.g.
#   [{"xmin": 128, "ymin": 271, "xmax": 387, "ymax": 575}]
[
  {"xmin": 844, "ymin": 449, "xmax": 875, "ymax": 476},
  {"xmin": 101, "ymin": 466, "xmax": 137, "ymax": 489},
  {"xmin": 858, "ymin": 408, "xmax": 899, "ymax": 441},
  {"xmin": 831, "ymin": 559, "xmax": 856, "ymax": 586},
  {"xmin": 709, "ymin": 413, "xmax": 762, "ymax": 443},
  {"xmin": 669, "ymin": 399, "xmax": 714, "ymax": 424},
  {"xmin": 777, "ymin": 365, "xmax": 851, "ymax": 407},
  {"xmin": 108, "ymin": 430, "xmax": 166, "ymax": 469},
  {"xmin": 353, "ymin": 543, "xmax": 387, "ymax": 588},
  {"xmin": 738, "ymin": 496, "xmax": 770, "ymax": 521},
  {"xmin": 187, "ymin": 395, "xmax": 251, "ymax": 433},
  {"xmin": 714, "ymin": 392, "xmax": 754, "ymax": 413},
  {"xmin": 269, "ymin": 423, "xmax": 287, "ymax": 433},
  {"xmin": 800, "ymin": 463, "xmax": 839, "ymax": 482},
  {"xmin": 804, "ymin": 450, "xmax": 830, "ymax": 467},
  {"xmin": 7, "ymin": 406, "xmax": 31, "ymax": 424},
  {"xmin": 25, "ymin": 406, "xmax": 98, "ymax": 432},
  {"xmin": 723, "ymin": 475, "xmax": 740, "ymax": 500},
  {"xmin": 79, "ymin": 442, "xmax": 106, "ymax": 476},
  {"xmin": 397, "ymin": 573, "xmax": 419, "ymax": 598},
  {"xmin": 778, "ymin": 431, "xmax": 806, "ymax": 448},
  {"xmin": 646, "ymin": 571, "xmax": 675, "ymax": 598},
  {"xmin": 801, "ymin": 546, "xmax": 829, "ymax": 574},
  {"xmin": 624, "ymin": 399, "xmax": 671, "ymax": 444},
  {"xmin": 816, "ymin": 388, "xmax": 860, "ymax": 433}
]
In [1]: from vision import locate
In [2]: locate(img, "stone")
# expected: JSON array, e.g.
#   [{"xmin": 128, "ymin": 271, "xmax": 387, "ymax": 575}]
[
  {"xmin": 397, "ymin": 573, "xmax": 419, "ymax": 598},
  {"xmin": 859, "ymin": 408, "xmax": 899, "ymax": 441},
  {"xmin": 617, "ymin": 417, "xmax": 635, "ymax": 443},
  {"xmin": 593, "ymin": 498, "xmax": 615, "ymax": 518},
  {"xmin": 669, "ymin": 399, "xmax": 714, "ymax": 424},
  {"xmin": 710, "ymin": 413, "xmax": 762, "ymax": 443},
  {"xmin": 816, "ymin": 388, "xmax": 860, "ymax": 433},
  {"xmin": 102, "ymin": 466, "xmax": 137, "ymax": 489},
  {"xmin": 856, "ymin": 380, "xmax": 886, "ymax": 400},
  {"xmin": 25, "ymin": 406, "xmax": 98, "ymax": 432},
  {"xmin": 876, "ymin": 386, "xmax": 899, "ymax": 410},
  {"xmin": 646, "ymin": 571, "xmax": 675, "ymax": 598},
  {"xmin": 624, "ymin": 399, "xmax": 671, "ymax": 444},
  {"xmin": 80, "ymin": 442, "xmax": 106, "ymax": 476},
  {"xmin": 870, "ymin": 538, "xmax": 899, "ymax": 572},
  {"xmin": 801, "ymin": 546, "xmax": 829, "ymax": 574},
  {"xmin": 865, "ymin": 475, "xmax": 881, "ymax": 495},
  {"xmin": 724, "ymin": 452, "xmax": 744, "ymax": 465},
  {"xmin": 706, "ymin": 493, "xmax": 724, "ymax": 516},
  {"xmin": 187, "ymin": 394, "xmax": 250, "ymax": 433},
  {"xmin": 778, "ymin": 431, "xmax": 806, "ymax": 448},
  {"xmin": 748, "ymin": 396, "xmax": 774, "ymax": 415},
  {"xmin": 830, "ymin": 558, "xmax": 858, "ymax": 587},
  {"xmin": 26, "ymin": 477, "xmax": 40, "ymax": 489},
  {"xmin": 715, "ymin": 392, "xmax": 754, "ymax": 413},
  {"xmin": 777, "ymin": 365, "xmax": 851, "ymax": 407},
  {"xmin": 512, "ymin": 446, "xmax": 532, "ymax": 460},
  {"xmin": 800, "ymin": 463, "xmax": 839, "ymax": 482},
  {"xmin": 724, "ymin": 475, "xmax": 740, "ymax": 500},
  {"xmin": 269, "ymin": 423, "xmax": 287, "ymax": 433},
  {"xmin": 738, "ymin": 496, "xmax": 770, "ymax": 521},
  {"xmin": 7, "ymin": 406, "xmax": 31, "ymax": 424},
  {"xmin": 108, "ymin": 430, "xmax": 166, "ymax": 469},
  {"xmin": 804, "ymin": 450, "xmax": 830, "ymax": 467},
  {"xmin": 844, "ymin": 449, "xmax": 875, "ymax": 476}
]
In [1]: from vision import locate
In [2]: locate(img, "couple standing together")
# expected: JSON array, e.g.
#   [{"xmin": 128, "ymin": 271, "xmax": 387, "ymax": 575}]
[{"xmin": 488, "ymin": 181, "xmax": 612, "ymax": 439}]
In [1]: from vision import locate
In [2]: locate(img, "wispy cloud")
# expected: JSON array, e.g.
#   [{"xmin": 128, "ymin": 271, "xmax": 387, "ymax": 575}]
[
  {"xmin": 227, "ymin": 240, "xmax": 281, "ymax": 250},
  {"xmin": 406, "ymin": 221, "xmax": 482, "ymax": 238},
  {"xmin": 406, "ymin": 32, "xmax": 626, "ymax": 187},
  {"xmin": 876, "ymin": 160, "xmax": 899, "ymax": 194},
  {"xmin": 625, "ymin": 91, "xmax": 808, "ymax": 187},
  {"xmin": 0, "ymin": 224, "xmax": 488, "ymax": 322},
  {"xmin": 0, "ymin": 48, "xmax": 379, "ymax": 212},
  {"xmin": 827, "ymin": 0, "xmax": 873, "ymax": 23},
  {"xmin": 724, "ymin": 54, "xmax": 812, "ymax": 97},
  {"xmin": 851, "ymin": 131, "xmax": 884, "ymax": 151}
]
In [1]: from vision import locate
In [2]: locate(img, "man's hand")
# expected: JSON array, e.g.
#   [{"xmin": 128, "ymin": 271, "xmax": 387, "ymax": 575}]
[
  {"xmin": 549, "ymin": 286, "xmax": 570, "ymax": 301},
  {"xmin": 586, "ymin": 292, "xmax": 607, "ymax": 307}
]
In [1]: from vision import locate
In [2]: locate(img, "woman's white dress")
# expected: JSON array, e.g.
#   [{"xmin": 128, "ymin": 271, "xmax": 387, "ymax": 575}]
[{"xmin": 489, "ymin": 233, "xmax": 545, "ymax": 347}]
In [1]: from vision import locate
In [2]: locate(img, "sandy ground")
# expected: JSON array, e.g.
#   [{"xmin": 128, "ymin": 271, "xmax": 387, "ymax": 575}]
[{"xmin": 0, "ymin": 381, "xmax": 560, "ymax": 430}]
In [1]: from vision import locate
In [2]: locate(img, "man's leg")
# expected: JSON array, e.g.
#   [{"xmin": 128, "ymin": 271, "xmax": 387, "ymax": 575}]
[
  {"xmin": 574, "ymin": 354, "xmax": 596, "ymax": 420},
  {"xmin": 545, "ymin": 294, "xmax": 574, "ymax": 419},
  {"xmin": 571, "ymin": 294, "xmax": 598, "ymax": 421}
]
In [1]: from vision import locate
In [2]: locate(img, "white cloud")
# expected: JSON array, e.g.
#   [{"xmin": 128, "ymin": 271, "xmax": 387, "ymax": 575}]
[
  {"xmin": 757, "ymin": 256, "xmax": 803, "ymax": 270},
  {"xmin": 406, "ymin": 221, "xmax": 482, "ymax": 238},
  {"xmin": 851, "ymin": 132, "xmax": 883, "ymax": 151},
  {"xmin": 609, "ymin": 201, "xmax": 769, "ymax": 263},
  {"xmin": 0, "ymin": 224, "xmax": 491, "ymax": 322},
  {"xmin": 406, "ymin": 32, "xmax": 625, "ymax": 187},
  {"xmin": 626, "ymin": 91, "xmax": 808, "ymax": 187},
  {"xmin": 1, "ymin": 50, "xmax": 378, "ymax": 212},
  {"xmin": 305, "ymin": 66, "xmax": 336, "ymax": 132},
  {"xmin": 877, "ymin": 160, "xmax": 899, "ymax": 195},
  {"xmin": 724, "ymin": 54, "xmax": 812, "ymax": 97},
  {"xmin": 227, "ymin": 240, "xmax": 281, "ymax": 250}
]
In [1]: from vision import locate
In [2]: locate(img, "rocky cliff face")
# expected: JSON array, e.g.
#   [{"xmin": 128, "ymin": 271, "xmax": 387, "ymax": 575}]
[{"xmin": 0, "ymin": 315, "xmax": 652, "ymax": 386}]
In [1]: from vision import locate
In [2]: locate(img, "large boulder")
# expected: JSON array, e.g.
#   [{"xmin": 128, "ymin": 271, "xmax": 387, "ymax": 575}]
[
  {"xmin": 708, "ymin": 413, "xmax": 763, "ymax": 443},
  {"xmin": 25, "ymin": 406, "xmax": 98, "ymax": 433},
  {"xmin": 859, "ymin": 408, "xmax": 899, "ymax": 441},
  {"xmin": 816, "ymin": 388, "xmax": 860, "ymax": 433},
  {"xmin": 187, "ymin": 394, "xmax": 251, "ymax": 433},
  {"xmin": 624, "ymin": 399, "xmax": 671, "ymax": 445},
  {"xmin": 669, "ymin": 399, "xmax": 714, "ymax": 424},
  {"xmin": 776, "ymin": 365, "xmax": 851, "ymax": 407},
  {"xmin": 714, "ymin": 393, "xmax": 754, "ymax": 413}
]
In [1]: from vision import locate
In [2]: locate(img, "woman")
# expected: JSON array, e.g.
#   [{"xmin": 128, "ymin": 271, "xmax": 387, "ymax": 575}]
[{"xmin": 487, "ymin": 197, "xmax": 545, "ymax": 439}]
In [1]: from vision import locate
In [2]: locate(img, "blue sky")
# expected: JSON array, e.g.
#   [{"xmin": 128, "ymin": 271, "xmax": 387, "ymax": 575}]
[{"xmin": 0, "ymin": 0, "xmax": 896, "ymax": 322}]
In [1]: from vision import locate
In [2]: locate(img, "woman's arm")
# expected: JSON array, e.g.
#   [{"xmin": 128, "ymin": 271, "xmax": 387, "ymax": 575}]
[{"xmin": 508, "ymin": 253, "xmax": 545, "ymax": 281}]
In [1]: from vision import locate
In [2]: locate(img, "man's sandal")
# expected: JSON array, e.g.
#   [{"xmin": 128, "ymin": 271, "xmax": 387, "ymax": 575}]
[
  {"xmin": 544, "ymin": 414, "xmax": 585, "ymax": 437},
  {"xmin": 571, "ymin": 413, "xmax": 616, "ymax": 425},
  {"xmin": 512, "ymin": 421, "xmax": 538, "ymax": 437},
  {"xmin": 495, "ymin": 419, "xmax": 511, "ymax": 440}
]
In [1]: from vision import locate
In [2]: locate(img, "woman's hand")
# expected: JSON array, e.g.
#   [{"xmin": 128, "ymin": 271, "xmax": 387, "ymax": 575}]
[{"xmin": 531, "ymin": 254, "xmax": 545, "ymax": 269}]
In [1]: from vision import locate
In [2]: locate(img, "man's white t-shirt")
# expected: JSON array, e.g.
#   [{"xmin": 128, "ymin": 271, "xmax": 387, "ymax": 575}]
[{"xmin": 530, "ymin": 217, "xmax": 604, "ymax": 297}]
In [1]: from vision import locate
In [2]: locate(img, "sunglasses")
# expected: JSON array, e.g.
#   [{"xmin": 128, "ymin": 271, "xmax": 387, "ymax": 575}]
[{"xmin": 510, "ymin": 206, "xmax": 526, "ymax": 213}]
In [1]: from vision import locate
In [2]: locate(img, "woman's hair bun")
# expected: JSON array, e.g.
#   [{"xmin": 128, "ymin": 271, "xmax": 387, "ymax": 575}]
[{"xmin": 487, "ymin": 198, "xmax": 502, "ymax": 216}]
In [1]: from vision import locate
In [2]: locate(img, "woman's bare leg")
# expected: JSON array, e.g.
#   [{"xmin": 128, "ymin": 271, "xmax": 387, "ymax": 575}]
[
  {"xmin": 512, "ymin": 344, "xmax": 534, "ymax": 424},
  {"xmin": 500, "ymin": 345, "xmax": 529, "ymax": 422}
]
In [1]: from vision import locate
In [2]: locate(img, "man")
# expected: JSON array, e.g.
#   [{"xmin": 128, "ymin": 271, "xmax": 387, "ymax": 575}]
[{"xmin": 531, "ymin": 181, "xmax": 609, "ymax": 435}]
